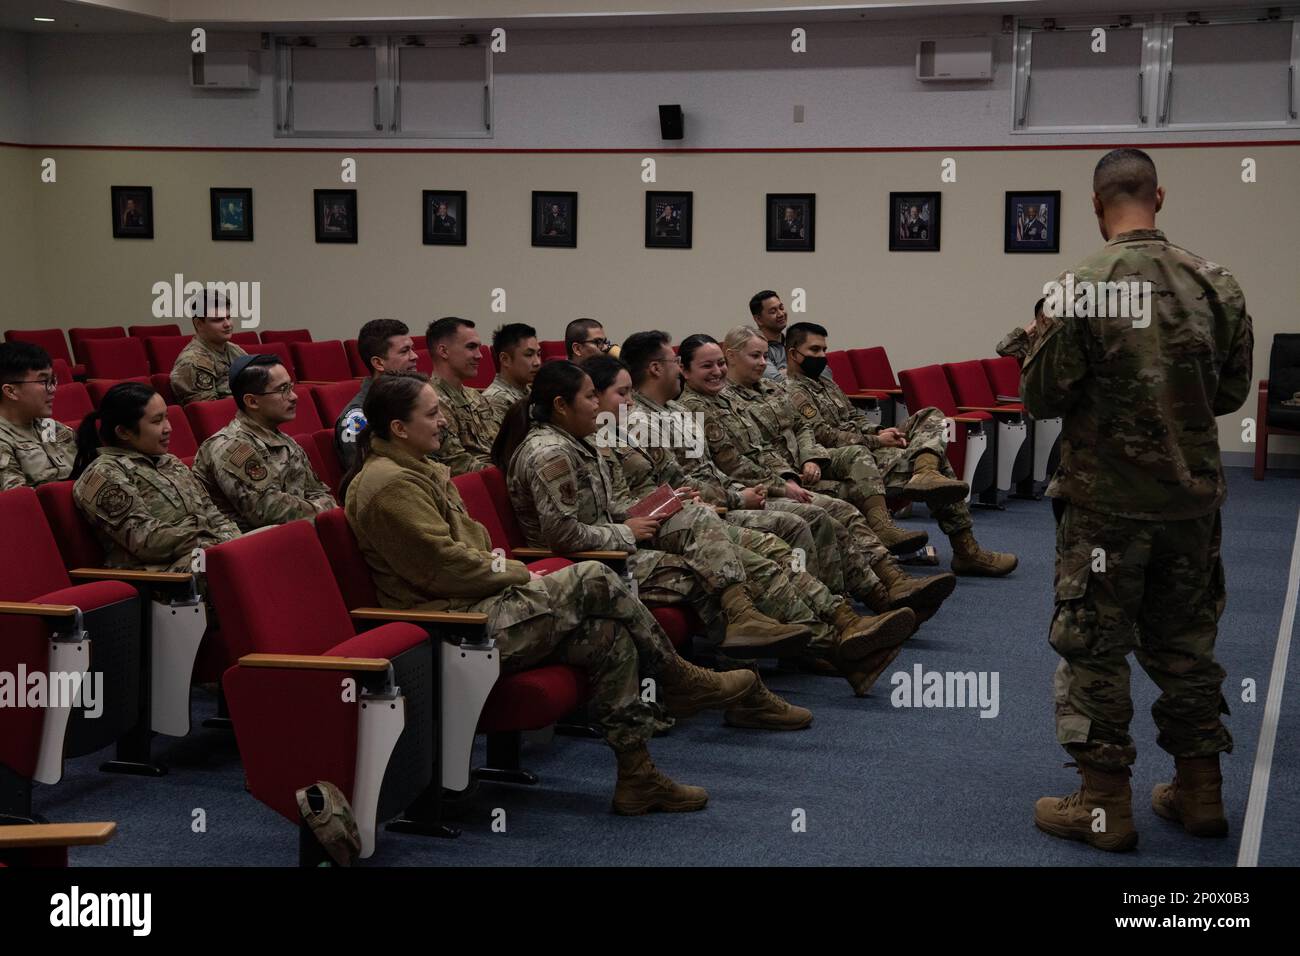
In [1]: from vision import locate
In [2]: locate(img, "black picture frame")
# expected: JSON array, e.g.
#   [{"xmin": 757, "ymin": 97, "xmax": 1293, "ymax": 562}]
[
  {"xmin": 210, "ymin": 187, "xmax": 253, "ymax": 241},
  {"xmin": 111, "ymin": 185, "xmax": 153, "ymax": 239},
  {"xmin": 1005, "ymin": 190, "xmax": 1061, "ymax": 254},
  {"xmin": 766, "ymin": 193, "xmax": 815, "ymax": 252},
  {"xmin": 314, "ymin": 189, "xmax": 357, "ymax": 244},
  {"xmin": 645, "ymin": 191, "xmax": 693, "ymax": 249},
  {"xmin": 889, "ymin": 192, "xmax": 941, "ymax": 251},
  {"xmin": 532, "ymin": 191, "xmax": 577, "ymax": 247},
  {"xmin": 422, "ymin": 190, "xmax": 467, "ymax": 246}
]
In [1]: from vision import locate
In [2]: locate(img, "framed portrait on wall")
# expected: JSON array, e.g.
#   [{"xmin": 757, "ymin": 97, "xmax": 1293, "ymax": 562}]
[
  {"xmin": 210, "ymin": 188, "xmax": 253, "ymax": 241},
  {"xmin": 111, "ymin": 185, "xmax": 153, "ymax": 239},
  {"xmin": 645, "ymin": 191, "xmax": 692, "ymax": 249},
  {"xmin": 766, "ymin": 193, "xmax": 815, "ymax": 252},
  {"xmin": 314, "ymin": 189, "xmax": 357, "ymax": 243},
  {"xmin": 423, "ymin": 190, "xmax": 467, "ymax": 246},
  {"xmin": 1005, "ymin": 190, "xmax": 1060, "ymax": 253},
  {"xmin": 532, "ymin": 191, "xmax": 577, "ymax": 248},
  {"xmin": 889, "ymin": 192, "xmax": 941, "ymax": 252}
]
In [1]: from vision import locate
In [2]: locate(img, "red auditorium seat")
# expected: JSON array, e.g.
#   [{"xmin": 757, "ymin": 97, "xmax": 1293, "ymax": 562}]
[
  {"xmin": 981, "ymin": 356, "xmax": 1022, "ymax": 401},
  {"xmin": 0, "ymin": 487, "xmax": 142, "ymax": 819},
  {"xmin": 86, "ymin": 376, "xmax": 150, "ymax": 407},
  {"xmin": 242, "ymin": 342, "xmax": 295, "ymax": 378},
  {"xmin": 149, "ymin": 373, "xmax": 177, "ymax": 405},
  {"xmin": 344, "ymin": 339, "xmax": 368, "ymax": 377},
  {"xmin": 312, "ymin": 379, "xmax": 362, "ymax": 427},
  {"xmin": 899, "ymin": 364, "xmax": 992, "ymax": 500},
  {"xmin": 293, "ymin": 432, "xmax": 330, "ymax": 492},
  {"xmin": 944, "ymin": 360, "xmax": 1029, "ymax": 496},
  {"xmin": 291, "ymin": 341, "xmax": 352, "ymax": 382},
  {"xmin": 414, "ymin": 348, "xmax": 433, "ymax": 375},
  {"xmin": 6, "ymin": 329, "xmax": 84, "ymax": 380},
  {"xmin": 465, "ymin": 345, "xmax": 496, "ymax": 390},
  {"xmin": 230, "ymin": 331, "xmax": 260, "ymax": 346},
  {"xmin": 128, "ymin": 323, "xmax": 181, "ymax": 338},
  {"xmin": 259, "ymin": 329, "xmax": 312, "ymax": 345},
  {"xmin": 540, "ymin": 340, "xmax": 567, "ymax": 361},
  {"xmin": 81, "ymin": 337, "xmax": 149, "ymax": 380},
  {"xmin": 165, "ymin": 405, "xmax": 199, "ymax": 464},
  {"xmin": 143, "ymin": 334, "xmax": 193, "ymax": 373},
  {"xmin": 185, "ymin": 397, "xmax": 237, "ymax": 442},
  {"xmin": 979, "ymin": 355, "xmax": 1059, "ymax": 489},
  {"xmin": 68, "ymin": 327, "xmax": 125, "ymax": 369},
  {"xmin": 208, "ymin": 521, "xmax": 444, "ymax": 859},
  {"xmin": 51, "ymin": 357, "xmax": 74, "ymax": 384},
  {"xmin": 306, "ymin": 429, "xmax": 344, "ymax": 498},
  {"xmin": 826, "ymin": 351, "xmax": 859, "ymax": 391},
  {"xmin": 285, "ymin": 384, "xmax": 324, "ymax": 435},
  {"xmin": 52, "ymin": 382, "xmax": 93, "ymax": 426}
]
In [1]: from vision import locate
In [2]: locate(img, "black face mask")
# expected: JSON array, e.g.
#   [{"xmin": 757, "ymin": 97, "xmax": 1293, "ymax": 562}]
[{"xmin": 797, "ymin": 352, "xmax": 828, "ymax": 379}]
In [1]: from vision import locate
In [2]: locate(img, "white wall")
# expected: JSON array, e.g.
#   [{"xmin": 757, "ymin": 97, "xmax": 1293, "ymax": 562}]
[{"xmin": 0, "ymin": 31, "xmax": 32, "ymax": 142}]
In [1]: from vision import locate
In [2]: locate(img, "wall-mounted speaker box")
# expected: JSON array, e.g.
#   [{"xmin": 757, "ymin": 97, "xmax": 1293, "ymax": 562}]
[
  {"xmin": 191, "ymin": 51, "xmax": 261, "ymax": 90},
  {"xmin": 915, "ymin": 36, "xmax": 993, "ymax": 81},
  {"xmin": 659, "ymin": 104, "xmax": 684, "ymax": 140}
]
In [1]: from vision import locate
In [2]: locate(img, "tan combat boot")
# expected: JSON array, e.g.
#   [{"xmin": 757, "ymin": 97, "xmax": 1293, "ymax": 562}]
[
  {"xmin": 862, "ymin": 495, "xmax": 930, "ymax": 555},
  {"xmin": 829, "ymin": 603, "xmax": 917, "ymax": 663},
  {"xmin": 1034, "ymin": 763, "xmax": 1138, "ymax": 852},
  {"xmin": 718, "ymin": 583, "xmax": 811, "ymax": 659},
  {"xmin": 723, "ymin": 670, "xmax": 814, "ymax": 731},
  {"xmin": 1152, "ymin": 755, "xmax": 1229, "ymax": 837},
  {"xmin": 902, "ymin": 451, "xmax": 969, "ymax": 507},
  {"xmin": 949, "ymin": 528, "xmax": 1018, "ymax": 577},
  {"xmin": 612, "ymin": 745, "xmax": 709, "ymax": 815},
  {"xmin": 843, "ymin": 643, "xmax": 906, "ymax": 697},
  {"xmin": 658, "ymin": 653, "xmax": 757, "ymax": 718},
  {"xmin": 868, "ymin": 560, "xmax": 958, "ymax": 624}
]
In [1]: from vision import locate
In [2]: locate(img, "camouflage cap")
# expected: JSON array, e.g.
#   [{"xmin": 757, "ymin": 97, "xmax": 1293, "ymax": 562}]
[{"xmin": 295, "ymin": 781, "xmax": 361, "ymax": 867}]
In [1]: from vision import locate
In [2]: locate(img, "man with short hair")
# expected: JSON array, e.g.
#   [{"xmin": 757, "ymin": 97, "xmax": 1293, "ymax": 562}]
[
  {"xmin": 334, "ymin": 319, "xmax": 419, "ymax": 469},
  {"xmin": 784, "ymin": 321, "xmax": 1017, "ymax": 577},
  {"xmin": 193, "ymin": 354, "xmax": 335, "ymax": 532},
  {"xmin": 426, "ymin": 317, "xmax": 494, "ymax": 475},
  {"xmin": 0, "ymin": 342, "xmax": 76, "ymax": 490},
  {"xmin": 482, "ymin": 322, "xmax": 541, "ymax": 427},
  {"xmin": 171, "ymin": 291, "xmax": 247, "ymax": 405},
  {"xmin": 565, "ymin": 318, "xmax": 611, "ymax": 362},
  {"xmin": 747, "ymin": 290, "xmax": 832, "ymax": 382}
]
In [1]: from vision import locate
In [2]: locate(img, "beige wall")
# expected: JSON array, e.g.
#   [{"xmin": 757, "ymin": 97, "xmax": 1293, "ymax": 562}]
[{"xmin": 2, "ymin": 143, "xmax": 1296, "ymax": 457}]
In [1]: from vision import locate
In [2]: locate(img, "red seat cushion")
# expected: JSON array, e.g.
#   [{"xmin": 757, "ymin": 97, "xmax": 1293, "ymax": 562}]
[
  {"xmin": 315, "ymin": 508, "xmax": 381, "ymax": 610},
  {"xmin": 848, "ymin": 347, "xmax": 899, "ymax": 391},
  {"xmin": 651, "ymin": 606, "xmax": 694, "ymax": 648},
  {"xmin": 86, "ymin": 376, "xmax": 151, "ymax": 407},
  {"xmin": 524, "ymin": 557, "xmax": 571, "ymax": 576},
  {"xmin": 230, "ymin": 331, "xmax": 260, "ymax": 346},
  {"xmin": 68, "ymin": 327, "xmax": 125, "ymax": 367},
  {"xmin": 0, "ymin": 487, "xmax": 74, "ymax": 597},
  {"xmin": 242, "ymin": 342, "xmax": 294, "ymax": 379},
  {"xmin": 35, "ymin": 482, "xmax": 105, "ymax": 572},
  {"xmin": 150, "ymin": 373, "xmax": 177, "ymax": 405},
  {"xmin": 82, "ymin": 338, "xmax": 150, "ymax": 379},
  {"xmin": 451, "ymin": 471, "xmax": 511, "ymax": 553},
  {"xmin": 344, "ymin": 339, "xmax": 368, "ymax": 377},
  {"xmin": 185, "ymin": 397, "xmax": 237, "ymax": 442},
  {"xmin": 981, "ymin": 356, "xmax": 1022, "ymax": 397},
  {"xmin": 327, "ymin": 621, "xmax": 430, "ymax": 661},
  {"xmin": 37, "ymin": 579, "xmax": 138, "ymax": 612},
  {"xmin": 479, "ymin": 665, "xmax": 587, "ymax": 733},
  {"xmin": 260, "ymin": 329, "xmax": 312, "ymax": 345},
  {"xmin": 285, "ymin": 385, "xmax": 323, "ymax": 435},
  {"xmin": 309, "ymin": 429, "xmax": 343, "ymax": 499},
  {"xmin": 312, "ymin": 380, "xmax": 362, "ymax": 426},
  {"xmin": 52, "ymin": 383, "xmax": 93, "ymax": 425},
  {"xmin": 6, "ymin": 329, "xmax": 74, "ymax": 369},
  {"xmin": 291, "ymin": 341, "xmax": 352, "ymax": 382},
  {"xmin": 164, "ymin": 405, "xmax": 199, "ymax": 460},
  {"xmin": 143, "ymin": 334, "xmax": 193, "ymax": 373},
  {"xmin": 826, "ymin": 351, "xmax": 859, "ymax": 391},
  {"xmin": 478, "ymin": 466, "xmax": 528, "ymax": 551},
  {"xmin": 129, "ymin": 323, "xmax": 181, "ymax": 338}
]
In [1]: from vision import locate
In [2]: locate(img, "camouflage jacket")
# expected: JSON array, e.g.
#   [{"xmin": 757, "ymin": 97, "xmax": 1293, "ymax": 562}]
[
  {"xmin": 170, "ymin": 338, "xmax": 246, "ymax": 406},
  {"xmin": 725, "ymin": 377, "xmax": 831, "ymax": 469},
  {"xmin": 480, "ymin": 375, "xmax": 529, "ymax": 430},
  {"xmin": 677, "ymin": 385, "xmax": 799, "ymax": 495},
  {"xmin": 431, "ymin": 375, "xmax": 494, "ymax": 476},
  {"xmin": 73, "ymin": 446, "xmax": 239, "ymax": 572},
  {"xmin": 0, "ymin": 416, "xmax": 76, "ymax": 491},
  {"xmin": 192, "ymin": 411, "xmax": 336, "ymax": 532},
  {"xmin": 623, "ymin": 391, "xmax": 745, "ymax": 508},
  {"xmin": 995, "ymin": 326, "xmax": 1039, "ymax": 365},
  {"xmin": 785, "ymin": 372, "xmax": 883, "ymax": 450},
  {"xmin": 345, "ymin": 436, "xmax": 529, "ymax": 612},
  {"xmin": 1022, "ymin": 228, "xmax": 1254, "ymax": 520},
  {"xmin": 506, "ymin": 422, "xmax": 637, "ymax": 554}
]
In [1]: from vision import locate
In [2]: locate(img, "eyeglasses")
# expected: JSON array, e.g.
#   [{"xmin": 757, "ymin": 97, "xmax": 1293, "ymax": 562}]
[
  {"xmin": 6, "ymin": 376, "xmax": 58, "ymax": 392},
  {"xmin": 253, "ymin": 381, "xmax": 297, "ymax": 397},
  {"xmin": 585, "ymin": 338, "xmax": 610, "ymax": 350}
]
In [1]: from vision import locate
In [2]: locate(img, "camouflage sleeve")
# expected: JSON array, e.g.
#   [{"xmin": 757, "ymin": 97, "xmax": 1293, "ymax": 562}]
[
  {"xmin": 169, "ymin": 358, "xmax": 218, "ymax": 406},
  {"xmin": 995, "ymin": 327, "xmax": 1033, "ymax": 363},
  {"xmin": 603, "ymin": 448, "xmax": 636, "ymax": 517},
  {"xmin": 211, "ymin": 443, "xmax": 320, "ymax": 529},
  {"xmin": 431, "ymin": 416, "xmax": 489, "ymax": 476},
  {"xmin": 188, "ymin": 467, "xmax": 241, "ymax": 541},
  {"xmin": 0, "ymin": 441, "xmax": 26, "ymax": 491},
  {"xmin": 1021, "ymin": 314, "xmax": 1090, "ymax": 420},
  {"xmin": 792, "ymin": 417, "xmax": 831, "ymax": 466},
  {"xmin": 75, "ymin": 467, "xmax": 207, "ymax": 566},
  {"xmin": 300, "ymin": 455, "xmax": 339, "ymax": 515},
  {"xmin": 528, "ymin": 447, "xmax": 636, "ymax": 553},
  {"xmin": 678, "ymin": 449, "xmax": 737, "ymax": 507},
  {"xmin": 1212, "ymin": 288, "xmax": 1254, "ymax": 417},
  {"xmin": 790, "ymin": 388, "xmax": 859, "ymax": 449},
  {"xmin": 701, "ymin": 416, "xmax": 782, "ymax": 494}
]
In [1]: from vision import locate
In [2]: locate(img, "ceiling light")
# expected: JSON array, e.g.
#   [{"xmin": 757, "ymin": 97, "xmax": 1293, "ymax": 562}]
[{"xmin": 34, "ymin": 17, "xmax": 56, "ymax": 22}]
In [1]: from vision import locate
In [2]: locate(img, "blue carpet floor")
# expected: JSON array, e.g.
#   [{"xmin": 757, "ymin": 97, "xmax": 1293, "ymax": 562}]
[{"xmin": 39, "ymin": 467, "xmax": 1300, "ymax": 867}]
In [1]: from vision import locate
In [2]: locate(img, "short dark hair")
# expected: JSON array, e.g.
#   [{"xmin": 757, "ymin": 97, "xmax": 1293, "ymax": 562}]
[
  {"xmin": 1033, "ymin": 297, "xmax": 1046, "ymax": 319},
  {"xmin": 749, "ymin": 290, "xmax": 779, "ymax": 317},
  {"xmin": 425, "ymin": 317, "xmax": 475, "ymax": 351},
  {"xmin": 73, "ymin": 381, "xmax": 157, "ymax": 478},
  {"xmin": 357, "ymin": 319, "xmax": 410, "ymax": 369},
  {"xmin": 678, "ymin": 333, "xmax": 719, "ymax": 370},
  {"xmin": 579, "ymin": 353, "xmax": 628, "ymax": 393},
  {"xmin": 1093, "ymin": 148, "xmax": 1158, "ymax": 205},
  {"xmin": 564, "ymin": 318, "xmax": 603, "ymax": 357},
  {"xmin": 620, "ymin": 331, "xmax": 673, "ymax": 387},
  {"xmin": 232, "ymin": 354, "xmax": 282, "ymax": 412},
  {"xmin": 785, "ymin": 321, "xmax": 828, "ymax": 352},
  {"xmin": 185, "ymin": 289, "xmax": 232, "ymax": 319},
  {"xmin": 492, "ymin": 323, "xmax": 538, "ymax": 360},
  {"xmin": 0, "ymin": 342, "xmax": 53, "ymax": 384}
]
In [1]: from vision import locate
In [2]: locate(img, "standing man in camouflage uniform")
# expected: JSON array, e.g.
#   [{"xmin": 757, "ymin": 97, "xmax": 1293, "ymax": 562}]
[
  {"xmin": 426, "ymin": 317, "xmax": 496, "ymax": 475},
  {"xmin": 171, "ymin": 291, "xmax": 247, "ymax": 406},
  {"xmin": 193, "ymin": 354, "xmax": 336, "ymax": 532},
  {"xmin": 334, "ymin": 319, "xmax": 419, "ymax": 470},
  {"xmin": 0, "ymin": 342, "xmax": 76, "ymax": 490},
  {"xmin": 482, "ymin": 323, "xmax": 541, "ymax": 429},
  {"xmin": 1027, "ymin": 148, "xmax": 1253, "ymax": 851},
  {"xmin": 784, "ymin": 322, "xmax": 1017, "ymax": 577}
]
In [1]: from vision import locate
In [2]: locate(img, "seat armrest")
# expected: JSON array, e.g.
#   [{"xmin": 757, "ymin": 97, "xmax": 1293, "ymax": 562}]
[
  {"xmin": 70, "ymin": 568, "xmax": 193, "ymax": 586},
  {"xmin": 350, "ymin": 608, "xmax": 488, "ymax": 627},
  {"xmin": 0, "ymin": 601, "xmax": 79, "ymax": 618},
  {"xmin": 949, "ymin": 415, "xmax": 986, "ymax": 424},
  {"xmin": 512, "ymin": 546, "xmax": 629, "ymax": 562},
  {"xmin": 237, "ymin": 653, "xmax": 390, "ymax": 672},
  {"xmin": 958, "ymin": 405, "xmax": 1022, "ymax": 415},
  {"xmin": 0, "ymin": 822, "xmax": 117, "ymax": 848}
]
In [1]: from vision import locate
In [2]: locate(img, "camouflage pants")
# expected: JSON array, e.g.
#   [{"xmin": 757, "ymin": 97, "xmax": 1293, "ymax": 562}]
[
  {"xmin": 873, "ymin": 407, "xmax": 973, "ymax": 535},
  {"xmin": 814, "ymin": 443, "xmax": 885, "ymax": 511},
  {"xmin": 765, "ymin": 497, "xmax": 882, "ymax": 597},
  {"xmin": 1050, "ymin": 503, "xmax": 1232, "ymax": 771},
  {"xmin": 473, "ymin": 561, "xmax": 669, "ymax": 752},
  {"xmin": 723, "ymin": 507, "xmax": 820, "ymax": 579}
]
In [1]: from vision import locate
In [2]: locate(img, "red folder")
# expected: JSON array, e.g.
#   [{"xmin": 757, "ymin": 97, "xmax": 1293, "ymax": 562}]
[{"xmin": 626, "ymin": 483, "xmax": 683, "ymax": 520}]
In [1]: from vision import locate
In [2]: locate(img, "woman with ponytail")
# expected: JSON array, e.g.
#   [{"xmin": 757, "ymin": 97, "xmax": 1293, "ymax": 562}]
[
  {"xmin": 344, "ymin": 371, "xmax": 753, "ymax": 816},
  {"xmin": 71, "ymin": 382, "xmax": 239, "ymax": 572}
]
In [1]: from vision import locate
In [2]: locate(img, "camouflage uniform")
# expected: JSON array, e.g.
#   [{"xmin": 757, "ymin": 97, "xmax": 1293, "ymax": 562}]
[
  {"xmin": 480, "ymin": 375, "xmax": 528, "ymax": 430},
  {"xmin": 333, "ymin": 379, "xmax": 370, "ymax": 472},
  {"xmin": 170, "ymin": 338, "xmax": 247, "ymax": 406},
  {"xmin": 431, "ymin": 375, "xmax": 496, "ymax": 476},
  {"xmin": 1022, "ymin": 227, "xmax": 1254, "ymax": 771},
  {"xmin": 995, "ymin": 326, "xmax": 1040, "ymax": 365},
  {"xmin": 346, "ymin": 436, "xmax": 667, "ymax": 751},
  {"xmin": 0, "ymin": 416, "xmax": 76, "ymax": 491},
  {"xmin": 785, "ymin": 374, "xmax": 974, "ymax": 536},
  {"xmin": 678, "ymin": 384, "xmax": 887, "ymax": 596},
  {"xmin": 73, "ymin": 446, "xmax": 240, "ymax": 572},
  {"xmin": 192, "ymin": 411, "xmax": 336, "ymax": 532}
]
